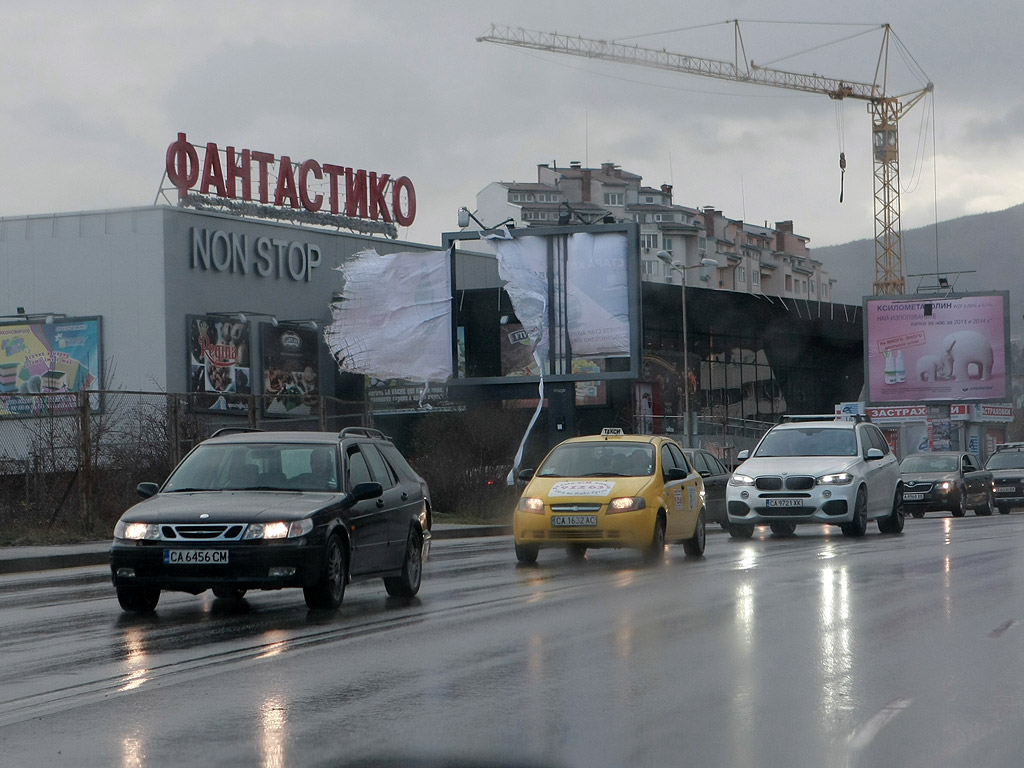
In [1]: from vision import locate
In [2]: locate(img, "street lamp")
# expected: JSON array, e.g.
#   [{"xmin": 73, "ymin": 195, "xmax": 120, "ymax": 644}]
[{"xmin": 656, "ymin": 251, "xmax": 719, "ymax": 446}]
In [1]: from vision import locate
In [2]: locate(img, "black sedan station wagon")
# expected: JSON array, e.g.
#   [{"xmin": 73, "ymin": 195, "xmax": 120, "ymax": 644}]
[{"xmin": 110, "ymin": 427, "xmax": 431, "ymax": 613}]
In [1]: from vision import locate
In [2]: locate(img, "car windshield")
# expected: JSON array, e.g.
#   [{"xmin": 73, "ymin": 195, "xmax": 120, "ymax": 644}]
[
  {"xmin": 986, "ymin": 451, "xmax": 1024, "ymax": 470},
  {"xmin": 536, "ymin": 441, "xmax": 655, "ymax": 478},
  {"xmin": 754, "ymin": 427, "xmax": 857, "ymax": 457},
  {"xmin": 162, "ymin": 442, "xmax": 340, "ymax": 492},
  {"xmin": 901, "ymin": 455, "xmax": 958, "ymax": 473}
]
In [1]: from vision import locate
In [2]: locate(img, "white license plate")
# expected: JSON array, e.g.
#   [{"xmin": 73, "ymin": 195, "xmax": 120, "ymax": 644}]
[
  {"xmin": 551, "ymin": 515, "xmax": 598, "ymax": 527},
  {"xmin": 903, "ymin": 492, "xmax": 925, "ymax": 501},
  {"xmin": 765, "ymin": 498, "xmax": 802, "ymax": 508},
  {"xmin": 995, "ymin": 487, "xmax": 1017, "ymax": 494},
  {"xmin": 164, "ymin": 549, "xmax": 229, "ymax": 565}
]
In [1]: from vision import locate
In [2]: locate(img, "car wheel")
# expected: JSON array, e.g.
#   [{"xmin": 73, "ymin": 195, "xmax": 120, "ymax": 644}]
[
  {"xmin": 727, "ymin": 522, "xmax": 755, "ymax": 539},
  {"xmin": 212, "ymin": 586, "xmax": 247, "ymax": 601},
  {"xmin": 998, "ymin": 503, "xmax": 1011, "ymax": 515},
  {"xmin": 769, "ymin": 521, "xmax": 797, "ymax": 537},
  {"xmin": 565, "ymin": 543, "xmax": 587, "ymax": 562},
  {"xmin": 910, "ymin": 508, "xmax": 925, "ymax": 519},
  {"xmin": 974, "ymin": 491, "xmax": 994, "ymax": 516},
  {"xmin": 116, "ymin": 585, "xmax": 160, "ymax": 613},
  {"xmin": 878, "ymin": 487, "xmax": 905, "ymax": 534},
  {"xmin": 951, "ymin": 487, "xmax": 967, "ymax": 517},
  {"xmin": 682, "ymin": 510, "xmax": 706, "ymax": 556},
  {"xmin": 384, "ymin": 529, "xmax": 423, "ymax": 598},
  {"xmin": 841, "ymin": 489, "xmax": 868, "ymax": 537},
  {"xmin": 643, "ymin": 515, "xmax": 666, "ymax": 563},
  {"xmin": 515, "ymin": 542, "xmax": 539, "ymax": 564},
  {"xmin": 304, "ymin": 534, "xmax": 347, "ymax": 610}
]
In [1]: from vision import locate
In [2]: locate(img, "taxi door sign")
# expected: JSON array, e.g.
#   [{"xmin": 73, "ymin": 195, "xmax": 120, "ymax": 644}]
[{"xmin": 674, "ymin": 487, "xmax": 683, "ymax": 512}]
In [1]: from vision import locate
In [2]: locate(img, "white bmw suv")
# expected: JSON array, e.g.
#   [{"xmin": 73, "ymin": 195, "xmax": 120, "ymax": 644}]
[{"xmin": 726, "ymin": 416, "xmax": 904, "ymax": 538}]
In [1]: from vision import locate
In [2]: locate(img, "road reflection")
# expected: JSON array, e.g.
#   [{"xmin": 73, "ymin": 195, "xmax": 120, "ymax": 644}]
[
  {"xmin": 118, "ymin": 625, "xmax": 150, "ymax": 692},
  {"xmin": 260, "ymin": 695, "xmax": 289, "ymax": 768}
]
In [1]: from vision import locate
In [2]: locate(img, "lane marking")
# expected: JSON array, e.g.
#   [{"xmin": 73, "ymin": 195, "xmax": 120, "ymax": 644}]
[
  {"xmin": 847, "ymin": 697, "xmax": 913, "ymax": 751},
  {"xmin": 988, "ymin": 619, "xmax": 1019, "ymax": 638}
]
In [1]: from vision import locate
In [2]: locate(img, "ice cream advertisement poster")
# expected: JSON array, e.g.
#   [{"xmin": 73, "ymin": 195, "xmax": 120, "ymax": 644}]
[
  {"xmin": 0, "ymin": 318, "xmax": 101, "ymax": 416},
  {"xmin": 864, "ymin": 293, "xmax": 1009, "ymax": 404}
]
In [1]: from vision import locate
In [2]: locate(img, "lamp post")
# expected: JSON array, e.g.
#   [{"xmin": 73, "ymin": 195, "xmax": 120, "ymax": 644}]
[{"xmin": 656, "ymin": 251, "xmax": 719, "ymax": 446}]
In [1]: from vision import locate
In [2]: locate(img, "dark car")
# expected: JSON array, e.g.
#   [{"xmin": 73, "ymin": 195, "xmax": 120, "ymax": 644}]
[
  {"xmin": 682, "ymin": 448, "xmax": 731, "ymax": 527},
  {"xmin": 900, "ymin": 451, "xmax": 994, "ymax": 517},
  {"xmin": 110, "ymin": 427, "xmax": 431, "ymax": 612},
  {"xmin": 985, "ymin": 442, "xmax": 1024, "ymax": 514}
]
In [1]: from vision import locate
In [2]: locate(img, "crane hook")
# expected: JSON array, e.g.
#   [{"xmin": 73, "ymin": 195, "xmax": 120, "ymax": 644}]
[{"xmin": 838, "ymin": 151, "xmax": 846, "ymax": 203}]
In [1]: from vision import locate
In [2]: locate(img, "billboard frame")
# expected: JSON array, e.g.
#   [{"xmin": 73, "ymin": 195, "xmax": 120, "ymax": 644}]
[
  {"xmin": 862, "ymin": 290, "xmax": 1011, "ymax": 406},
  {"xmin": 441, "ymin": 221, "xmax": 641, "ymax": 386}
]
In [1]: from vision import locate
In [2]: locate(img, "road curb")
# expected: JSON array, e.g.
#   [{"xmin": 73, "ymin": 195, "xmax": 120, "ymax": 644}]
[{"xmin": 0, "ymin": 525, "xmax": 513, "ymax": 575}]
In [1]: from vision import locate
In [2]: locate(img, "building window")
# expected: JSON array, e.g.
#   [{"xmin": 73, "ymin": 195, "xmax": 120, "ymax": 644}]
[
  {"xmin": 662, "ymin": 237, "xmax": 673, "ymax": 254},
  {"xmin": 641, "ymin": 233, "xmax": 659, "ymax": 251},
  {"xmin": 752, "ymin": 270, "xmax": 760, "ymax": 286},
  {"xmin": 604, "ymin": 192, "xmax": 624, "ymax": 207},
  {"xmin": 810, "ymin": 279, "xmax": 816, "ymax": 295},
  {"xmin": 737, "ymin": 266, "xmax": 746, "ymax": 283},
  {"xmin": 645, "ymin": 196, "xmax": 654, "ymax": 203}
]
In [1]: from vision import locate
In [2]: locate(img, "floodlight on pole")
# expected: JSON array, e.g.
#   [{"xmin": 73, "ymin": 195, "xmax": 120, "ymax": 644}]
[{"xmin": 656, "ymin": 251, "xmax": 719, "ymax": 446}]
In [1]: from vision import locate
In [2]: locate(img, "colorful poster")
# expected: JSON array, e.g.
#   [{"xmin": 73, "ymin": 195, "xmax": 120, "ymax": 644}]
[
  {"xmin": 262, "ymin": 325, "xmax": 320, "ymax": 416},
  {"xmin": 187, "ymin": 315, "xmax": 252, "ymax": 412},
  {"xmin": 0, "ymin": 318, "xmax": 100, "ymax": 416},
  {"xmin": 864, "ymin": 293, "xmax": 1009, "ymax": 404}
]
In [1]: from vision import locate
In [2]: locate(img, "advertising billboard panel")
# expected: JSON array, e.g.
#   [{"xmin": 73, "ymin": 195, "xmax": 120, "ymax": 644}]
[
  {"xmin": 0, "ymin": 318, "xmax": 101, "ymax": 416},
  {"xmin": 864, "ymin": 292, "xmax": 1009, "ymax": 405},
  {"xmin": 187, "ymin": 315, "xmax": 252, "ymax": 412},
  {"xmin": 262, "ymin": 325, "xmax": 320, "ymax": 417}
]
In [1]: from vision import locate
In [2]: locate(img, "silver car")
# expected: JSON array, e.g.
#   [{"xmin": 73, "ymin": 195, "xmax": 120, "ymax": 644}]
[{"xmin": 726, "ymin": 416, "xmax": 904, "ymax": 538}]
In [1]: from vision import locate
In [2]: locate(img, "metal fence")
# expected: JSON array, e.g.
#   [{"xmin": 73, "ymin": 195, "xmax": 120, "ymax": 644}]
[{"xmin": 0, "ymin": 391, "xmax": 370, "ymax": 536}]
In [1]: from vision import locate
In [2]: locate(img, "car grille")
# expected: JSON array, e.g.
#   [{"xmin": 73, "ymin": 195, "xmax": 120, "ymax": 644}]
[
  {"xmin": 755, "ymin": 476, "xmax": 815, "ymax": 491},
  {"xmin": 903, "ymin": 481, "xmax": 933, "ymax": 492},
  {"xmin": 527, "ymin": 530, "xmax": 622, "ymax": 541},
  {"xmin": 550, "ymin": 504, "xmax": 602, "ymax": 513},
  {"xmin": 160, "ymin": 524, "xmax": 246, "ymax": 541}
]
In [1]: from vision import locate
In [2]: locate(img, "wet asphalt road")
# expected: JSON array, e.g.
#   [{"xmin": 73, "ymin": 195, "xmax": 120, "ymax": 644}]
[{"xmin": 4, "ymin": 516, "xmax": 1024, "ymax": 768}]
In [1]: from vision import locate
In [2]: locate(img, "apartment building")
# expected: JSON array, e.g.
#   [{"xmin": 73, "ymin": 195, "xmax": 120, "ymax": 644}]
[{"xmin": 474, "ymin": 161, "xmax": 835, "ymax": 301}]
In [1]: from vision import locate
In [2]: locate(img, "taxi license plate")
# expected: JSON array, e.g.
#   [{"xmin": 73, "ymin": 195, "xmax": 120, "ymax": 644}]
[
  {"xmin": 903, "ymin": 492, "xmax": 925, "ymax": 501},
  {"xmin": 551, "ymin": 515, "xmax": 598, "ymax": 527},
  {"xmin": 764, "ymin": 498, "xmax": 802, "ymax": 508},
  {"xmin": 164, "ymin": 549, "xmax": 229, "ymax": 565}
]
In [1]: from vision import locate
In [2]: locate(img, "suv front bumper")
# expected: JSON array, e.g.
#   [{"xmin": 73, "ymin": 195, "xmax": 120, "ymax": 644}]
[{"xmin": 727, "ymin": 484, "xmax": 858, "ymax": 525}]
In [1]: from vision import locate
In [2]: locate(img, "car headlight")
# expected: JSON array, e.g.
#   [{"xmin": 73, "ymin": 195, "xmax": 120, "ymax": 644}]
[
  {"xmin": 818, "ymin": 472, "xmax": 854, "ymax": 485},
  {"xmin": 730, "ymin": 474, "xmax": 755, "ymax": 487},
  {"xmin": 937, "ymin": 481, "xmax": 951, "ymax": 492},
  {"xmin": 608, "ymin": 496, "xmax": 646, "ymax": 513},
  {"xmin": 244, "ymin": 520, "xmax": 314, "ymax": 540},
  {"xmin": 114, "ymin": 521, "xmax": 160, "ymax": 540},
  {"xmin": 517, "ymin": 497, "xmax": 545, "ymax": 514}
]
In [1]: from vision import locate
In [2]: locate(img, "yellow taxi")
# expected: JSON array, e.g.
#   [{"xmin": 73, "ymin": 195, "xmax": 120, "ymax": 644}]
[{"xmin": 513, "ymin": 428, "xmax": 707, "ymax": 563}]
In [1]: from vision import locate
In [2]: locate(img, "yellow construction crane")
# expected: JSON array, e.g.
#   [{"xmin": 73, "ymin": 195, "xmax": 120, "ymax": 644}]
[{"xmin": 477, "ymin": 23, "xmax": 933, "ymax": 296}]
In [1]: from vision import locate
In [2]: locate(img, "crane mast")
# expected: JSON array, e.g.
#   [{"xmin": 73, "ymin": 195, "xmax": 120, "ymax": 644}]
[{"xmin": 477, "ymin": 23, "xmax": 932, "ymax": 296}]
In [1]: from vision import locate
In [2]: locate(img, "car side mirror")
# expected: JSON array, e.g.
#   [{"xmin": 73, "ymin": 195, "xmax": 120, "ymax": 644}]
[
  {"xmin": 866, "ymin": 448, "xmax": 884, "ymax": 460},
  {"xmin": 517, "ymin": 468, "xmax": 535, "ymax": 482},
  {"xmin": 347, "ymin": 481, "xmax": 383, "ymax": 505},
  {"xmin": 137, "ymin": 482, "xmax": 160, "ymax": 499},
  {"xmin": 698, "ymin": 469, "xmax": 712, "ymax": 478},
  {"xmin": 737, "ymin": 450, "xmax": 750, "ymax": 461},
  {"xmin": 665, "ymin": 467, "xmax": 688, "ymax": 481}
]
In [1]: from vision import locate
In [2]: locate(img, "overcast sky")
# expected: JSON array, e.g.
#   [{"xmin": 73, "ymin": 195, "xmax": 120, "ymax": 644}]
[{"xmin": 2, "ymin": 0, "xmax": 1021, "ymax": 287}]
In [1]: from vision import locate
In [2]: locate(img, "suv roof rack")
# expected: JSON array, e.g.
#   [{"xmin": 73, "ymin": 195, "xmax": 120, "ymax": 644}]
[
  {"xmin": 995, "ymin": 442, "xmax": 1024, "ymax": 450},
  {"xmin": 209, "ymin": 427, "xmax": 265, "ymax": 438},
  {"xmin": 338, "ymin": 426, "xmax": 390, "ymax": 441}
]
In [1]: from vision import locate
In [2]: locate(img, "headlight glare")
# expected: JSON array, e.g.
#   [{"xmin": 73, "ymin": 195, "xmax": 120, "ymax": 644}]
[
  {"xmin": 244, "ymin": 520, "xmax": 314, "ymax": 540},
  {"xmin": 116, "ymin": 521, "xmax": 159, "ymax": 540},
  {"xmin": 608, "ymin": 496, "xmax": 645, "ymax": 513},
  {"xmin": 730, "ymin": 474, "xmax": 755, "ymax": 487},
  {"xmin": 518, "ymin": 497, "xmax": 545, "ymax": 514},
  {"xmin": 818, "ymin": 472, "xmax": 854, "ymax": 485}
]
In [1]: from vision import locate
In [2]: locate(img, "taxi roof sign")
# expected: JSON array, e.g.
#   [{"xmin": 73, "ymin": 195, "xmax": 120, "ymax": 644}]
[{"xmin": 600, "ymin": 428, "xmax": 625, "ymax": 436}]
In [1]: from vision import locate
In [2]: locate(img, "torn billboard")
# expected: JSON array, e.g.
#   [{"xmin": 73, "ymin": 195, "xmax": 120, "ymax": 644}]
[{"xmin": 324, "ymin": 248, "xmax": 453, "ymax": 383}]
